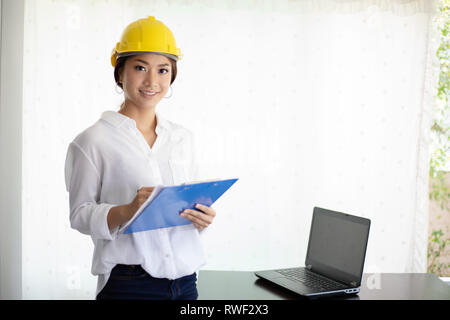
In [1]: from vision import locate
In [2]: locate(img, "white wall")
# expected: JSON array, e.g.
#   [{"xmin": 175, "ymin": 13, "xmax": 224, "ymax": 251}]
[{"xmin": 0, "ymin": 0, "xmax": 24, "ymax": 300}]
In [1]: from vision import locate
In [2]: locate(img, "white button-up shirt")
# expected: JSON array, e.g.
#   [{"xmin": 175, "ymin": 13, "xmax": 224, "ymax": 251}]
[{"xmin": 64, "ymin": 111, "xmax": 206, "ymax": 296}]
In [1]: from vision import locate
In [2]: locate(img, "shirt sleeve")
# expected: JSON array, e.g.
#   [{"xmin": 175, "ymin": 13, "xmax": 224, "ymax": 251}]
[{"xmin": 64, "ymin": 142, "xmax": 118, "ymax": 241}]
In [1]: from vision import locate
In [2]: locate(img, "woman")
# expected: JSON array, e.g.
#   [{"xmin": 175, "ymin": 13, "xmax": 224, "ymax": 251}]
[{"xmin": 64, "ymin": 16, "xmax": 215, "ymax": 300}]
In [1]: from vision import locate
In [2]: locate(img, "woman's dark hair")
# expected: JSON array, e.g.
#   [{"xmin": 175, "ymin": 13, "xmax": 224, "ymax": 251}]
[{"xmin": 114, "ymin": 55, "xmax": 178, "ymax": 89}]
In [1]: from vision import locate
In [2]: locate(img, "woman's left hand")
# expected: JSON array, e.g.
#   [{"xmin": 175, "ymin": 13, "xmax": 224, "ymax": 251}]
[{"xmin": 180, "ymin": 204, "xmax": 216, "ymax": 232}]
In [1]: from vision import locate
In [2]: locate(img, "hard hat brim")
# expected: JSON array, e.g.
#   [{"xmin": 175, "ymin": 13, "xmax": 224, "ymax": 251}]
[{"xmin": 117, "ymin": 51, "xmax": 178, "ymax": 62}]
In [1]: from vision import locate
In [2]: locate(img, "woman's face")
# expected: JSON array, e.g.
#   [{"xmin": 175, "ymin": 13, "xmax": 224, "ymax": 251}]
[{"xmin": 119, "ymin": 53, "xmax": 172, "ymax": 110}]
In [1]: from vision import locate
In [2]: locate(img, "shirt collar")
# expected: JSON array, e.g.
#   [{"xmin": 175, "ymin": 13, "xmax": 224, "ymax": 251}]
[{"xmin": 100, "ymin": 110, "xmax": 169, "ymax": 134}]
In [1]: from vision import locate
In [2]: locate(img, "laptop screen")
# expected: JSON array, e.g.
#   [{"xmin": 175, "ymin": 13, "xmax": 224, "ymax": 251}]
[{"xmin": 305, "ymin": 207, "xmax": 370, "ymax": 286}]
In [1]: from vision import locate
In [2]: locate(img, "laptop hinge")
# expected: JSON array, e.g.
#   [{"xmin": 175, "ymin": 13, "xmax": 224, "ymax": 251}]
[
  {"xmin": 350, "ymin": 281, "xmax": 357, "ymax": 287},
  {"xmin": 306, "ymin": 264, "xmax": 313, "ymax": 270}
]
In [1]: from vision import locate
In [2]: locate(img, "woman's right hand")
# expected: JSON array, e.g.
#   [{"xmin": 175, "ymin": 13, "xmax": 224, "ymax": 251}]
[
  {"xmin": 107, "ymin": 186, "xmax": 155, "ymax": 230},
  {"xmin": 124, "ymin": 186, "xmax": 155, "ymax": 221}
]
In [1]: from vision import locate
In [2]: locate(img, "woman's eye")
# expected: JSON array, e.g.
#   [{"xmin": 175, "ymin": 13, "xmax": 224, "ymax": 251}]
[
  {"xmin": 159, "ymin": 68, "xmax": 169, "ymax": 74},
  {"xmin": 134, "ymin": 65, "xmax": 146, "ymax": 71}
]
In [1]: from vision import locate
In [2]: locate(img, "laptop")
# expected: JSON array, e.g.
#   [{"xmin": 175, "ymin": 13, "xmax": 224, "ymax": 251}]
[{"xmin": 255, "ymin": 207, "xmax": 371, "ymax": 298}]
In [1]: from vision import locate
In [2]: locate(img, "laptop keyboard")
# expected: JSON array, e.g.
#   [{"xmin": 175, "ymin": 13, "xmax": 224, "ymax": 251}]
[{"xmin": 276, "ymin": 268, "xmax": 346, "ymax": 290}]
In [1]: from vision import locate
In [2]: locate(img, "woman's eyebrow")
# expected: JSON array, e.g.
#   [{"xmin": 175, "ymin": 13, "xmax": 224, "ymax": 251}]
[
  {"xmin": 134, "ymin": 59, "xmax": 169, "ymax": 67},
  {"xmin": 133, "ymin": 59, "xmax": 149, "ymax": 65}
]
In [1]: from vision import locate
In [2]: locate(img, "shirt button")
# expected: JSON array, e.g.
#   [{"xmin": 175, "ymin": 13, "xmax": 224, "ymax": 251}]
[{"xmin": 165, "ymin": 254, "xmax": 170, "ymax": 258}]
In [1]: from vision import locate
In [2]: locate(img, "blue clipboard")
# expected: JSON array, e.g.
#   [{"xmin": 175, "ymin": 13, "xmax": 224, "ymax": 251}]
[{"xmin": 122, "ymin": 178, "xmax": 238, "ymax": 234}]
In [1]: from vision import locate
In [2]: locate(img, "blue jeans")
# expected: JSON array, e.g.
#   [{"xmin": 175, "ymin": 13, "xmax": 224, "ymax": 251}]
[{"xmin": 96, "ymin": 264, "xmax": 198, "ymax": 300}]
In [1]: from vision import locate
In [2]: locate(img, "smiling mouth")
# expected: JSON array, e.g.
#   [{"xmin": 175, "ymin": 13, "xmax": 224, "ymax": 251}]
[{"xmin": 139, "ymin": 89, "xmax": 159, "ymax": 97}]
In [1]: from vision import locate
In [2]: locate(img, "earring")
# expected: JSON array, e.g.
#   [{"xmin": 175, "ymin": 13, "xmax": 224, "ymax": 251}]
[
  {"xmin": 164, "ymin": 86, "xmax": 173, "ymax": 99},
  {"xmin": 115, "ymin": 83, "xmax": 123, "ymax": 94}
]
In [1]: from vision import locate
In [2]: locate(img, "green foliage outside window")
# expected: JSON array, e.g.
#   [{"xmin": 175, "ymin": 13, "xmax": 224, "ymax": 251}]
[{"xmin": 428, "ymin": 0, "xmax": 450, "ymax": 276}]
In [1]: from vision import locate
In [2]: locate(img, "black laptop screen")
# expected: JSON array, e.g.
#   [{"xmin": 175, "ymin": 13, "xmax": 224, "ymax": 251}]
[{"xmin": 305, "ymin": 207, "xmax": 370, "ymax": 285}]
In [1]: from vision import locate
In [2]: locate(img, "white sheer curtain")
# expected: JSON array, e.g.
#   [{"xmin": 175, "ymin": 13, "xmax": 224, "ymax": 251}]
[{"xmin": 21, "ymin": 0, "xmax": 438, "ymax": 299}]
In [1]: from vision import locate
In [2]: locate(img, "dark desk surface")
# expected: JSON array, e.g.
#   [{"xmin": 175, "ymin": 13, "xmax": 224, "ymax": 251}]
[{"xmin": 197, "ymin": 270, "xmax": 450, "ymax": 300}]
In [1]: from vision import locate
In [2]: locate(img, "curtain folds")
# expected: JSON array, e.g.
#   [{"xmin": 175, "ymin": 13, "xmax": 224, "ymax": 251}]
[
  {"xmin": 208, "ymin": 0, "xmax": 436, "ymax": 15},
  {"xmin": 408, "ymin": 5, "xmax": 440, "ymax": 273}
]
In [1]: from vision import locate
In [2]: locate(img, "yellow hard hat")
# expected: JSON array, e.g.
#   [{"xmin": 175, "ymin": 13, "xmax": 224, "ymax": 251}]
[{"xmin": 111, "ymin": 16, "xmax": 182, "ymax": 67}]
